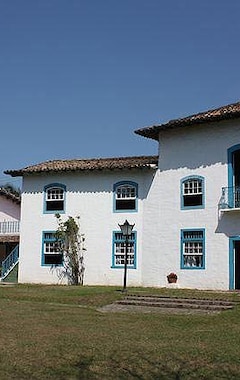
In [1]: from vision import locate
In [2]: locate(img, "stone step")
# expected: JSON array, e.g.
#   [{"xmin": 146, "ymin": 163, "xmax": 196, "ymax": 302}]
[
  {"xmin": 116, "ymin": 300, "xmax": 233, "ymax": 311},
  {"xmin": 116, "ymin": 294, "xmax": 237, "ymax": 311}
]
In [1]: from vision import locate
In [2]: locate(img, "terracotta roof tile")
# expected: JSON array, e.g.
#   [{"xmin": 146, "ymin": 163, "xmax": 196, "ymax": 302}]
[
  {"xmin": 0, "ymin": 188, "xmax": 21, "ymax": 204},
  {"xmin": 135, "ymin": 100, "xmax": 240, "ymax": 140},
  {"xmin": 5, "ymin": 155, "xmax": 158, "ymax": 177}
]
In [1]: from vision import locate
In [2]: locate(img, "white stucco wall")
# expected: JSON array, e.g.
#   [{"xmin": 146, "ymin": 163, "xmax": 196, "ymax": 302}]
[
  {"xmin": 18, "ymin": 169, "xmax": 155, "ymax": 286},
  {"xmin": 142, "ymin": 119, "xmax": 240, "ymax": 290}
]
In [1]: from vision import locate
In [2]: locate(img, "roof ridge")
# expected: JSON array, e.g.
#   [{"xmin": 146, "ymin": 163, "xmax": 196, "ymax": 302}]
[{"xmin": 38, "ymin": 154, "xmax": 158, "ymax": 162}]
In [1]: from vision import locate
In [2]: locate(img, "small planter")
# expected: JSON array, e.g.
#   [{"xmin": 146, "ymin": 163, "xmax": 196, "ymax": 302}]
[
  {"xmin": 167, "ymin": 272, "xmax": 178, "ymax": 284},
  {"xmin": 168, "ymin": 277, "xmax": 177, "ymax": 284}
]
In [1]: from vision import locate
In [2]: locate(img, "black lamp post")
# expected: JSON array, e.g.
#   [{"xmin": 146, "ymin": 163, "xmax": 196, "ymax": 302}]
[{"xmin": 118, "ymin": 219, "xmax": 135, "ymax": 292}]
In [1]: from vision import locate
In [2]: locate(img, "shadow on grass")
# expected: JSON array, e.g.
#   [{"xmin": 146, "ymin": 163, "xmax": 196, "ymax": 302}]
[
  {"xmin": 74, "ymin": 355, "xmax": 188, "ymax": 379},
  {"xmin": 74, "ymin": 356, "xmax": 95, "ymax": 379},
  {"xmin": 74, "ymin": 353, "xmax": 238, "ymax": 380}
]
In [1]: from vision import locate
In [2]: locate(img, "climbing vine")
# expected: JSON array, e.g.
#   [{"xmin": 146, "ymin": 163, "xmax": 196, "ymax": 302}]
[{"xmin": 55, "ymin": 214, "xmax": 86, "ymax": 285}]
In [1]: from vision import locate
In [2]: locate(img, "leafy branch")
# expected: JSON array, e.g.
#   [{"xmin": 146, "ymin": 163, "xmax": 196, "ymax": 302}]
[{"xmin": 55, "ymin": 214, "xmax": 86, "ymax": 285}]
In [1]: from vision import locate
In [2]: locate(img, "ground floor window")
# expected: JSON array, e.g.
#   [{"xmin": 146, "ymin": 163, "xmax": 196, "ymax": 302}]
[
  {"xmin": 181, "ymin": 229, "xmax": 205, "ymax": 269},
  {"xmin": 112, "ymin": 231, "xmax": 136, "ymax": 268},
  {"xmin": 42, "ymin": 231, "xmax": 63, "ymax": 265}
]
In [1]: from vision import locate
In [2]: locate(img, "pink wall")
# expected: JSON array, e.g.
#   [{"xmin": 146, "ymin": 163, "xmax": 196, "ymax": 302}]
[{"xmin": 0, "ymin": 195, "xmax": 20, "ymax": 221}]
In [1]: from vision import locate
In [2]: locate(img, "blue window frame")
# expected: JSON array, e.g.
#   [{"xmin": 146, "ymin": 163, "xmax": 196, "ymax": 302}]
[
  {"xmin": 112, "ymin": 231, "xmax": 137, "ymax": 268},
  {"xmin": 113, "ymin": 181, "xmax": 138, "ymax": 212},
  {"xmin": 227, "ymin": 144, "xmax": 240, "ymax": 208},
  {"xmin": 181, "ymin": 176, "xmax": 205, "ymax": 209},
  {"xmin": 42, "ymin": 231, "xmax": 63, "ymax": 266},
  {"xmin": 44, "ymin": 183, "xmax": 66, "ymax": 214},
  {"xmin": 181, "ymin": 229, "xmax": 205, "ymax": 269},
  {"xmin": 229, "ymin": 236, "xmax": 240, "ymax": 290}
]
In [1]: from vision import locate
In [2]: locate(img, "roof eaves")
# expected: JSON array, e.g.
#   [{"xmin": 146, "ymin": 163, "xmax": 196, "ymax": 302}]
[
  {"xmin": 134, "ymin": 101, "xmax": 240, "ymax": 140},
  {"xmin": 4, "ymin": 155, "xmax": 159, "ymax": 177}
]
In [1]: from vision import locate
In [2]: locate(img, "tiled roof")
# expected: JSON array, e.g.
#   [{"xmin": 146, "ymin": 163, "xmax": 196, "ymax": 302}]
[
  {"xmin": 5, "ymin": 155, "xmax": 159, "ymax": 177},
  {"xmin": 135, "ymin": 101, "xmax": 240, "ymax": 140},
  {"xmin": 0, "ymin": 188, "xmax": 21, "ymax": 204}
]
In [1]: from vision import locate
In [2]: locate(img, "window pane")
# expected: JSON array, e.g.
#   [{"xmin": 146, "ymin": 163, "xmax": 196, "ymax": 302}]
[
  {"xmin": 184, "ymin": 179, "xmax": 202, "ymax": 194},
  {"xmin": 116, "ymin": 186, "xmax": 136, "ymax": 199},
  {"xmin": 184, "ymin": 242, "xmax": 203, "ymax": 254},
  {"xmin": 44, "ymin": 241, "xmax": 60, "ymax": 254},
  {"xmin": 183, "ymin": 231, "xmax": 203, "ymax": 240},
  {"xmin": 183, "ymin": 255, "xmax": 203, "ymax": 268},
  {"xmin": 183, "ymin": 194, "xmax": 202, "ymax": 207},
  {"xmin": 45, "ymin": 254, "xmax": 63, "ymax": 265},
  {"xmin": 46, "ymin": 200, "xmax": 64, "ymax": 211},
  {"xmin": 47, "ymin": 188, "xmax": 64, "ymax": 200},
  {"xmin": 116, "ymin": 199, "xmax": 136, "ymax": 210}
]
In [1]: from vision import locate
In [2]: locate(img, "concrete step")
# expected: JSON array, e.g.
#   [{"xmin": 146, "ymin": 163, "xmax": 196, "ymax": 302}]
[
  {"xmin": 125, "ymin": 294, "xmax": 234, "ymax": 306},
  {"xmin": 116, "ymin": 294, "xmax": 237, "ymax": 311}
]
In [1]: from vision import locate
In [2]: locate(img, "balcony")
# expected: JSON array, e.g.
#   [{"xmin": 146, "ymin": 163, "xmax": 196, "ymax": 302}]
[
  {"xmin": 0, "ymin": 221, "xmax": 20, "ymax": 234},
  {"xmin": 219, "ymin": 187, "xmax": 240, "ymax": 211}
]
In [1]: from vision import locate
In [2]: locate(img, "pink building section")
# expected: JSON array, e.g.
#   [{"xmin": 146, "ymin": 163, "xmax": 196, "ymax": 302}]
[{"xmin": 0, "ymin": 189, "xmax": 20, "ymax": 265}]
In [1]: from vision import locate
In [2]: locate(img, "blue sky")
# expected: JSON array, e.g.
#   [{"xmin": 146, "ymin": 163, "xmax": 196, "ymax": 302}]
[{"xmin": 0, "ymin": 0, "xmax": 240, "ymax": 188}]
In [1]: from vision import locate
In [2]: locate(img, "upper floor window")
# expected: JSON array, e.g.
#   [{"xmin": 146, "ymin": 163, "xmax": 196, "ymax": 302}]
[
  {"xmin": 181, "ymin": 176, "xmax": 204, "ymax": 209},
  {"xmin": 42, "ymin": 231, "xmax": 63, "ymax": 266},
  {"xmin": 44, "ymin": 184, "xmax": 66, "ymax": 213},
  {"xmin": 113, "ymin": 181, "xmax": 138, "ymax": 212},
  {"xmin": 112, "ymin": 231, "xmax": 137, "ymax": 268},
  {"xmin": 181, "ymin": 229, "xmax": 205, "ymax": 269}
]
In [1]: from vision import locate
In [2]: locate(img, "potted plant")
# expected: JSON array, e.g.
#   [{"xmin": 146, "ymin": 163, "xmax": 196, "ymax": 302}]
[{"xmin": 167, "ymin": 272, "xmax": 178, "ymax": 284}]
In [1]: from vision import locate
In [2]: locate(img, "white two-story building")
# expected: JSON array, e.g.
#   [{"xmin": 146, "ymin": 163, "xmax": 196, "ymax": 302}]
[{"xmin": 5, "ymin": 100, "xmax": 240, "ymax": 290}]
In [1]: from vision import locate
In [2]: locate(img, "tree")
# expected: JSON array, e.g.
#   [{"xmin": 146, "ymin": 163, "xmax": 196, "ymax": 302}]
[
  {"xmin": 55, "ymin": 214, "xmax": 86, "ymax": 285},
  {"xmin": 2, "ymin": 183, "xmax": 21, "ymax": 197}
]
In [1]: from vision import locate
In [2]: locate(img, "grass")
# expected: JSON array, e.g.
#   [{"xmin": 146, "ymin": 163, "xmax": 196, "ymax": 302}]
[{"xmin": 0, "ymin": 285, "xmax": 240, "ymax": 379}]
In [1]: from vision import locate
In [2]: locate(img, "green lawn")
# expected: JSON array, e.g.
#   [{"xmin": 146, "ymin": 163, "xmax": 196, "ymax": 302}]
[{"xmin": 0, "ymin": 284, "xmax": 240, "ymax": 379}]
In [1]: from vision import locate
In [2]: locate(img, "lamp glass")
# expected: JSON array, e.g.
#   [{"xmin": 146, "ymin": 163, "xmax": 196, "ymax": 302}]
[{"xmin": 118, "ymin": 220, "xmax": 134, "ymax": 237}]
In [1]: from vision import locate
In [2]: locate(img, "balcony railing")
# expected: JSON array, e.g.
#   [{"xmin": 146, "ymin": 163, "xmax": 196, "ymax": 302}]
[
  {"xmin": 219, "ymin": 187, "xmax": 240, "ymax": 210},
  {"xmin": 0, "ymin": 221, "xmax": 20, "ymax": 234}
]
